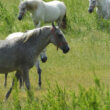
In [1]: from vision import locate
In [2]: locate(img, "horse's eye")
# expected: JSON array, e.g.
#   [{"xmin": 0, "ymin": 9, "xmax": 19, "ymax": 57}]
[{"xmin": 58, "ymin": 34, "xmax": 62, "ymax": 38}]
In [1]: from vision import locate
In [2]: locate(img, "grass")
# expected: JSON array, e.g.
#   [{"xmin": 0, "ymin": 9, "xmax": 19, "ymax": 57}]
[{"xmin": 0, "ymin": 0, "xmax": 110, "ymax": 109}]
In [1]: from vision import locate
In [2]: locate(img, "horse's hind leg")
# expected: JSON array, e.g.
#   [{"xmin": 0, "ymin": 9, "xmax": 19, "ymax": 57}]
[
  {"xmin": 57, "ymin": 14, "xmax": 67, "ymax": 29},
  {"xmin": 57, "ymin": 18, "xmax": 62, "ymax": 28},
  {"xmin": 4, "ymin": 73, "xmax": 8, "ymax": 88},
  {"xmin": 5, "ymin": 71, "xmax": 20, "ymax": 100},
  {"xmin": 62, "ymin": 14, "xmax": 67, "ymax": 29},
  {"xmin": 35, "ymin": 59, "xmax": 42, "ymax": 88}
]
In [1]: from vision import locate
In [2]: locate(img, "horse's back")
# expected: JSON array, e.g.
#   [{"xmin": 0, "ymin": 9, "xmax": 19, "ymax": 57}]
[
  {"xmin": 6, "ymin": 32, "xmax": 24, "ymax": 40},
  {"xmin": 43, "ymin": 1, "xmax": 66, "ymax": 22},
  {"xmin": 46, "ymin": 1, "xmax": 66, "ymax": 11}
]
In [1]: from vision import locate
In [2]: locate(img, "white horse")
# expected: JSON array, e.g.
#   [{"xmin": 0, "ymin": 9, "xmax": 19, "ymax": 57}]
[
  {"xmin": 18, "ymin": 0, "xmax": 67, "ymax": 28},
  {"xmin": 88, "ymin": 0, "xmax": 110, "ymax": 19}
]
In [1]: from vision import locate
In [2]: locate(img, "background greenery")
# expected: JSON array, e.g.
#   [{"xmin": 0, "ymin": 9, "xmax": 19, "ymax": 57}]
[{"xmin": 0, "ymin": 0, "xmax": 110, "ymax": 109}]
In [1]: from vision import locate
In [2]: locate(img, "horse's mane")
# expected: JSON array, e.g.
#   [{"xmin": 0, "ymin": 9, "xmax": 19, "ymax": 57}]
[
  {"xmin": 23, "ymin": 0, "xmax": 43, "ymax": 4},
  {"xmin": 20, "ymin": 0, "xmax": 43, "ymax": 10},
  {"xmin": 23, "ymin": 28, "xmax": 41, "ymax": 43},
  {"xmin": 23, "ymin": 26, "xmax": 52, "ymax": 43}
]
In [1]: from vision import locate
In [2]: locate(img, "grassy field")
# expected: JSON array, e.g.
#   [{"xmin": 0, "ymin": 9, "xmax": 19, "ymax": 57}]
[{"xmin": 0, "ymin": 0, "xmax": 110, "ymax": 109}]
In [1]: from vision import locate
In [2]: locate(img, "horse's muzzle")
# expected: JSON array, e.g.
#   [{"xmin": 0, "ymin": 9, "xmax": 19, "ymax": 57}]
[
  {"xmin": 88, "ymin": 8, "xmax": 93, "ymax": 13},
  {"xmin": 41, "ymin": 56, "xmax": 47, "ymax": 63},
  {"xmin": 18, "ymin": 15, "xmax": 22, "ymax": 20},
  {"xmin": 63, "ymin": 46, "xmax": 70, "ymax": 54}
]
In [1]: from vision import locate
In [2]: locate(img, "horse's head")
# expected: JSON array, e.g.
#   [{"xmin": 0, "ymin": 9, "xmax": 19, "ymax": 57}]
[
  {"xmin": 50, "ymin": 23, "xmax": 70, "ymax": 54},
  {"xmin": 18, "ymin": 1, "xmax": 27, "ymax": 20},
  {"xmin": 40, "ymin": 49, "xmax": 47, "ymax": 63},
  {"xmin": 88, "ymin": 0, "xmax": 96, "ymax": 13}
]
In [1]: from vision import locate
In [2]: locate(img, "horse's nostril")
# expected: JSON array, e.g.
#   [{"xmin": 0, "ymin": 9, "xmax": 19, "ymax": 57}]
[{"xmin": 63, "ymin": 47, "xmax": 70, "ymax": 54}]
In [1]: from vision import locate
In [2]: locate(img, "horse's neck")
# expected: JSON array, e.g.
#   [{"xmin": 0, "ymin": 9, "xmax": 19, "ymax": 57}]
[
  {"xmin": 28, "ymin": 0, "xmax": 45, "ymax": 14},
  {"xmin": 37, "ymin": 28, "xmax": 50, "ymax": 50},
  {"xmin": 30, "ymin": 28, "xmax": 51, "ymax": 58}
]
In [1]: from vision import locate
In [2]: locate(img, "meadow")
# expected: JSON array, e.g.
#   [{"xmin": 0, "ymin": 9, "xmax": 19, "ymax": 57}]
[{"xmin": 0, "ymin": 0, "xmax": 110, "ymax": 109}]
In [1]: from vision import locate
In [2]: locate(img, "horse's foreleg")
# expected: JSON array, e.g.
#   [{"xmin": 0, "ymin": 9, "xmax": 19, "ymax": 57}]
[
  {"xmin": 35, "ymin": 60, "xmax": 42, "ymax": 88},
  {"xmin": 4, "ymin": 73, "xmax": 8, "ymax": 88},
  {"xmin": 5, "ymin": 71, "xmax": 20, "ymax": 100},
  {"xmin": 23, "ymin": 69, "xmax": 30, "ymax": 90}
]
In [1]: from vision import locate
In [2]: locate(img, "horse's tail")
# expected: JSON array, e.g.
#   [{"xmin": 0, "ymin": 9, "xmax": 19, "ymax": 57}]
[{"xmin": 62, "ymin": 13, "xmax": 67, "ymax": 29}]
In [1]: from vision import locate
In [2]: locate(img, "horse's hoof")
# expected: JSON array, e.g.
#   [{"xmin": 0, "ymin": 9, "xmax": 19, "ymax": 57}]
[{"xmin": 38, "ymin": 82, "xmax": 42, "ymax": 88}]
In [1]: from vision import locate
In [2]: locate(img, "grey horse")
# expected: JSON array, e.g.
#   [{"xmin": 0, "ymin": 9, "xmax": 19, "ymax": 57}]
[
  {"xmin": 4, "ymin": 32, "xmax": 47, "ymax": 88},
  {"xmin": 1, "ymin": 24, "xmax": 69, "ymax": 100}
]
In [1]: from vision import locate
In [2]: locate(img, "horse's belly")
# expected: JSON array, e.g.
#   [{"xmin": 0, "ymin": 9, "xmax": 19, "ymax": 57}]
[
  {"xmin": 0, "ymin": 58, "xmax": 17, "ymax": 73},
  {"xmin": 44, "ymin": 10, "xmax": 60, "ymax": 22},
  {"xmin": 0, "ymin": 66, "xmax": 16, "ymax": 73},
  {"xmin": 33, "ymin": 13, "xmax": 59, "ymax": 23},
  {"xmin": 44, "ymin": 16, "xmax": 59, "ymax": 22}
]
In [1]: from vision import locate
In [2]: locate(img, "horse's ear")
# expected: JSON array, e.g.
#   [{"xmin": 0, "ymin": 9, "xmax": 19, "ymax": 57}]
[{"xmin": 52, "ymin": 22, "xmax": 56, "ymax": 28}]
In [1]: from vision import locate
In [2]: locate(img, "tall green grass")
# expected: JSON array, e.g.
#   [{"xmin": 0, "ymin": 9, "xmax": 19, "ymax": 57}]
[
  {"xmin": 1, "ymin": 77, "xmax": 110, "ymax": 110},
  {"xmin": 1, "ymin": 0, "xmax": 110, "ymax": 109}
]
